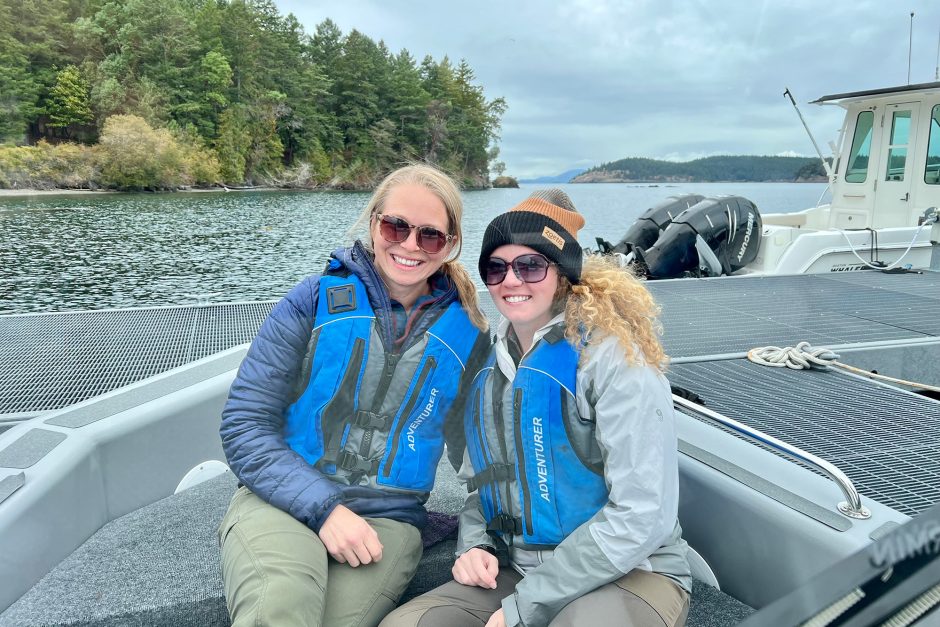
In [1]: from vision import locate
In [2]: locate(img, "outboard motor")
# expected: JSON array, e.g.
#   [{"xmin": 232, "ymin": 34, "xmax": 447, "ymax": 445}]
[
  {"xmin": 637, "ymin": 196, "xmax": 762, "ymax": 279},
  {"xmin": 599, "ymin": 194, "xmax": 704, "ymax": 255}
]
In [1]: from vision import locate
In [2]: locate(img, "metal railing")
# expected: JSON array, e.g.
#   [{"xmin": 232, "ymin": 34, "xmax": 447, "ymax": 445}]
[{"xmin": 673, "ymin": 395, "xmax": 871, "ymax": 520}]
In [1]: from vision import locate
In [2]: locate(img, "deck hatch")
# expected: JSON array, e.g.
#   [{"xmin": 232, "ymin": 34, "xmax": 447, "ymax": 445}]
[{"xmin": 669, "ymin": 360, "xmax": 940, "ymax": 518}]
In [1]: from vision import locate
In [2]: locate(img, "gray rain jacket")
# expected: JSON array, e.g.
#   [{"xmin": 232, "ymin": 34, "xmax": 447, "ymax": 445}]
[{"xmin": 456, "ymin": 314, "xmax": 692, "ymax": 626}]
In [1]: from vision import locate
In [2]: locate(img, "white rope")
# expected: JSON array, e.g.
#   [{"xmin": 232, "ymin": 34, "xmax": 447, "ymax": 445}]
[
  {"xmin": 747, "ymin": 341, "xmax": 839, "ymax": 370},
  {"xmin": 747, "ymin": 341, "xmax": 940, "ymax": 393},
  {"xmin": 837, "ymin": 217, "xmax": 934, "ymax": 272}
]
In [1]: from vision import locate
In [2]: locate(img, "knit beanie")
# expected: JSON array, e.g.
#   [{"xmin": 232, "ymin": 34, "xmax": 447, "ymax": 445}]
[{"xmin": 479, "ymin": 188, "xmax": 586, "ymax": 283}]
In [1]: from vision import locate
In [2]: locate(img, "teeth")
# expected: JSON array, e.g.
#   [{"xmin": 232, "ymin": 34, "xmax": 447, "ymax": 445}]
[
  {"xmin": 393, "ymin": 255, "xmax": 420, "ymax": 267},
  {"xmin": 505, "ymin": 295, "xmax": 531, "ymax": 303}
]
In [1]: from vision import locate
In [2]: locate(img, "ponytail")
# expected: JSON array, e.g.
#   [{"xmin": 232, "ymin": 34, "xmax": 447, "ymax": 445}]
[{"xmin": 442, "ymin": 261, "xmax": 488, "ymax": 332}]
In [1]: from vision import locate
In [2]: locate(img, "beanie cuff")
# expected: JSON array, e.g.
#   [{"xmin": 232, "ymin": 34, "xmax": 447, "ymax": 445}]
[{"xmin": 511, "ymin": 198, "xmax": 585, "ymax": 237}]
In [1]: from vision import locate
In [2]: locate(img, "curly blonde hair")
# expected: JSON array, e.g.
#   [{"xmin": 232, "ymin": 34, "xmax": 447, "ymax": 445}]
[{"xmin": 559, "ymin": 255, "xmax": 668, "ymax": 372}]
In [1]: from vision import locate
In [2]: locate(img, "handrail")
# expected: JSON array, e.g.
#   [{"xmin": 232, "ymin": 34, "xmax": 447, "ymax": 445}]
[{"xmin": 673, "ymin": 395, "xmax": 871, "ymax": 520}]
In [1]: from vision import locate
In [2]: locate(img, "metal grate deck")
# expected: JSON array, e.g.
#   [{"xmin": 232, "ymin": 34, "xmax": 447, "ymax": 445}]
[
  {"xmin": 668, "ymin": 360, "xmax": 940, "ymax": 518},
  {"xmin": 648, "ymin": 271, "xmax": 940, "ymax": 359},
  {"xmin": 0, "ymin": 303, "xmax": 273, "ymax": 415}
]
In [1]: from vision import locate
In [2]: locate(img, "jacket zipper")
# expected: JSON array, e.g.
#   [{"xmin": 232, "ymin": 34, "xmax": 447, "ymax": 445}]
[
  {"xmin": 382, "ymin": 355, "xmax": 436, "ymax": 476},
  {"xmin": 512, "ymin": 387, "xmax": 534, "ymax": 536},
  {"xmin": 359, "ymin": 352, "xmax": 400, "ymax": 457}
]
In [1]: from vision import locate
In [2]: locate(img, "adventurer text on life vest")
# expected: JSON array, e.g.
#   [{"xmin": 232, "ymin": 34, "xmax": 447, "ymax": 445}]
[{"xmin": 407, "ymin": 388, "xmax": 438, "ymax": 451}]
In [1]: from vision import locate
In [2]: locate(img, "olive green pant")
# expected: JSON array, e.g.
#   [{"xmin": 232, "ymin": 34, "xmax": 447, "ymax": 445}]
[
  {"xmin": 380, "ymin": 568, "xmax": 689, "ymax": 627},
  {"xmin": 218, "ymin": 486, "xmax": 423, "ymax": 627}
]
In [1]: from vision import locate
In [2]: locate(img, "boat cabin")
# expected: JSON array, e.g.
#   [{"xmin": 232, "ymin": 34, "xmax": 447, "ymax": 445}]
[{"xmin": 814, "ymin": 81, "xmax": 940, "ymax": 230}]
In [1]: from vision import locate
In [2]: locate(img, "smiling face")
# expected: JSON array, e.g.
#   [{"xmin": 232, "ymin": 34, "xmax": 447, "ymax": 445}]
[
  {"xmin": 486, "ymin": 243, "xmax": 559, "ymax": 345},
  {"xmin": 370, "ymin": 183, "xmax": 453, "ymax": 308}
]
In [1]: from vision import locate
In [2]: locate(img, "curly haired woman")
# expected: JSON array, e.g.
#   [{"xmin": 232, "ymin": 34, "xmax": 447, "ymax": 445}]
[{"xmin": 382, "ymin": 189, "xmax": 691, "ymax": 627}]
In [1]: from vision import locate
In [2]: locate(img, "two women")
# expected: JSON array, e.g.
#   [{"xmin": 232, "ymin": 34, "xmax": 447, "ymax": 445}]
[
  {"xmin": 384, "ymin": 189, "xmax": 691, "ymax": 627},
  {"xmin": 218, "ymin": 164, "xmax": 489, "ymax": 627},
  {"xmin": 219, "ymin": 171, "xmax": 690, "ymax": 627}
]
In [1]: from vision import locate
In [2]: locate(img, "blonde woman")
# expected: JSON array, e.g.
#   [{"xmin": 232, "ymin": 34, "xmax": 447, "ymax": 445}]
[
  {"xmin": 219, "ymin": 164, "xmax": 489, "ymax": 627},
  {"xmin": 383, "ymin": 189, "xmax": 691, "ymax": 627}
]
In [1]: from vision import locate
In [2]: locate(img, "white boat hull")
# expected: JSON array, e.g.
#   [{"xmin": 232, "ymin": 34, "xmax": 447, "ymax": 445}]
[{"xmin": 744, "ymin": 222, "xmax": 934, "ymax": 275}]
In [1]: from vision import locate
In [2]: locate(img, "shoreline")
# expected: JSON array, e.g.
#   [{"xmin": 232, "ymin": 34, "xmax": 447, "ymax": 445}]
[
  {"xmin": 0, "ymin": 188, "xmax": 117, "ymax": 197},
  {"xmin": 0, "ymin": 186, "xmax": 304, "ymax": 198}
]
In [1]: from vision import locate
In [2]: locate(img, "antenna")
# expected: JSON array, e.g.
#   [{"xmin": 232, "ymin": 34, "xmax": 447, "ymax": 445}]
[
  {"xmin": 908, "ymin": 11, "xmax": 914, "ymax": 84},
  {"xmin": 935, "ymin": 21, "xmax": 939, "ymax": 80}
]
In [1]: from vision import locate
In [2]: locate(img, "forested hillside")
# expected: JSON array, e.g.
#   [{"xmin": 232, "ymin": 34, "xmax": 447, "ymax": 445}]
[
  {"xmin": 574, "ymin": 155, "xmax": 828, "ymax": 183},
  {"xmin": 0, "ymin": 0, "xmax": 505, "ymax": 189}
]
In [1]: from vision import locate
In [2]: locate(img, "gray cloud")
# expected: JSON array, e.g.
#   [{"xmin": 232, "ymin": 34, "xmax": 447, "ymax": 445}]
[{"xmin": 276, "ymin": 0, "xmax": 940, "ymax": 177}]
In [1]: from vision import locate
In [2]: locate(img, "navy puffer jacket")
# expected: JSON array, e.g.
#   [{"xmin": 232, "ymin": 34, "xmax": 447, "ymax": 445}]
[{"xmin": 220, "ymin": 242, "xmax": 483, "ymax": 531}]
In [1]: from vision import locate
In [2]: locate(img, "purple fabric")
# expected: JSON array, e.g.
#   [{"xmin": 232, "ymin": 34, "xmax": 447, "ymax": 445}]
[{"xmin": 421, "ymin": 512, "xmax": 459, "ymax": 548}]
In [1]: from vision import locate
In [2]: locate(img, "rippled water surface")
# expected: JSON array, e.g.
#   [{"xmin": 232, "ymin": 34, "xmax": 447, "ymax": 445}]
[{"xmin": 1, "ymin": 182, "xmax": 830, "ymax": 314}]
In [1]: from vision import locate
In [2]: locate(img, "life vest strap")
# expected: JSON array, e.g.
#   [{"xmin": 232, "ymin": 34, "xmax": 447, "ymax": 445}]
[
  {"xmin": 466, "ymin": 463, "xmax": 515, "ymax": 492},
  {"xmin": 351, "ymin": 410, "xmax": 391, "ymax": 430},
  {"xmin": 486, "ymin": 513, "xmax": 523, "ymax": 536}
]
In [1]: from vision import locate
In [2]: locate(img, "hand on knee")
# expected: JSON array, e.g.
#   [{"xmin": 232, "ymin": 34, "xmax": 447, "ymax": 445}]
[
  {"xmin": 452, "ymin": 548, "xmax": 499, "ymax": 589},
  {"xmin": 319, "ymin": 505, "xmax": 384, "ymax": 567}
]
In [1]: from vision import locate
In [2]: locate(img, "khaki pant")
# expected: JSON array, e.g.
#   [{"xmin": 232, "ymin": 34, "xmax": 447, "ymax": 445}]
[
  {"xmin": 380, "ymin": 568, "xmax": 689, "ymax": 627},
  {"xmin": 218, "ymin": 486, "xmax": 423, "ymax": 627}
]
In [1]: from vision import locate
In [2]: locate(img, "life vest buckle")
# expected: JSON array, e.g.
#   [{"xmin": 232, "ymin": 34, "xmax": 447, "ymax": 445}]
[
  {"xmin": 352, "ymin": 410, "xmax": 390, "ymax": 430},
  {"xmin": 486, "ymin": 513, "xmax": 523, "ymax": 536},
  {"xmin": 335, "ymin": 450, "xmax": 379, "ymax": 473}
]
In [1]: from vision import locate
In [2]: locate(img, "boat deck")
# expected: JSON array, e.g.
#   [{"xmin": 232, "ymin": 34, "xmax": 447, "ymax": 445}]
[{"xmin": 655, "ymin": 270, "xmax": 940, "ymax": 519}]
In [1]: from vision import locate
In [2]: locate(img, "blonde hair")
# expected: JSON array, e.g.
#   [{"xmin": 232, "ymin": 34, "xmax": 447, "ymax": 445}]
[
  {"xmin": 558, "ymin": 255, "xmax": 667, "ymax": 372},
  {"xmin": 349, "ymin": 163, "xmax": 487, "ymax": 331}
]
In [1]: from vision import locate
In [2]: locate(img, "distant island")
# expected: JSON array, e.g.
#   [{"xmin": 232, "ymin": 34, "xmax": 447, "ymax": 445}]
[
  {"xmin": 519, "ymin": 168, "xmax": 588, "ymax": 184},
  {"xmin": 572, "ymin": 156, "xmax": 828, "ymax": 183}
]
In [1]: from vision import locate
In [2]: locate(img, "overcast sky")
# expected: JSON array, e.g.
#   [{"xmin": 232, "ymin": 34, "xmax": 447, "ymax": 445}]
[{"xmin": 276, "ymin": 0, "xmax": 940, "ymax": 178}]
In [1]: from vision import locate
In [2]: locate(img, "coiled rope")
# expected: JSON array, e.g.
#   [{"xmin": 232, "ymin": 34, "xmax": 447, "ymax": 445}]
[{"xmin": 746, "ymin": 341, "xmax": 940, "ymax": 394}]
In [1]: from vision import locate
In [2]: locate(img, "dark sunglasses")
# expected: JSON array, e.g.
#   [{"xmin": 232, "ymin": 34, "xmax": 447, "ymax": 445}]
[
  {"xmin": 376, "ymin": 214, "xmax": 455, "ymax": 254},
  {"xmin": 484, "ymin": 253, "xmax": 554, "ymax": 285}
]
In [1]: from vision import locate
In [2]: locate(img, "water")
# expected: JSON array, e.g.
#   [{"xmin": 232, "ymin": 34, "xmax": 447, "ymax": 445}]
[{"xmin": 1, "ymin": 182, "xmax": 830, "ymax": 314}]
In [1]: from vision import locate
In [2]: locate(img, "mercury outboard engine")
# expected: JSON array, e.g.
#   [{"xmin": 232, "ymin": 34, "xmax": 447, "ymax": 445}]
[
  {"xmin": 636, "ymin": 196, "xmax": 762, "ymax": 279},
  {"xmin": 597, "ymin": 194, "xmax": 704, "ymax": 255}
]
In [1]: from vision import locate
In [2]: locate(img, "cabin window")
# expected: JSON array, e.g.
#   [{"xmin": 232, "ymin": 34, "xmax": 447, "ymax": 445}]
[
  {"xmin": 884, "ymin": 110, "xmax": 911, "ymax": 182},
  {"xmin": 925, "ymin": 105, "xmax": 940, "ymax": 185},
  {"xmin": 845, "ymin": 111, "xmax": 873, "ymax": 183}
]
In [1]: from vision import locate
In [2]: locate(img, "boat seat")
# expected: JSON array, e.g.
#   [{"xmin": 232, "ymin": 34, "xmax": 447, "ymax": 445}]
[{"xmin": 0, "ymin": 471, "xmax": 755, "ymax": 627}]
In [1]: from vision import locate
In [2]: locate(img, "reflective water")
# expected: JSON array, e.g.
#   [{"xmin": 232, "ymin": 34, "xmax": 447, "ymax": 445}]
[{"xmin": 1, "ymin": 182, "xmax": 830, "ymax": 314}]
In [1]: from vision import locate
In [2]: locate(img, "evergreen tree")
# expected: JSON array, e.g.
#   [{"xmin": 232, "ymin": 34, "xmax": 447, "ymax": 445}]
[
  {"xmin": 0, "ymin": 0, "xmax": 40, "ymax": 142},
  {"xmin": 387, "ymin": 50, "xmax": 429, "ymax": 158},
  {"xmin": 46, "ymin": 64, "xmax": 93, "ymax": 130}
]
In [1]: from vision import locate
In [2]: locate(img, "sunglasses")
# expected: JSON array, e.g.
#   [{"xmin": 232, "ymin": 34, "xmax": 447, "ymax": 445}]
[
  {"xmin": 484, "ymin": 253, "xmax": 554, "ymax": 285},
  {"xmin": 376, "ymin": 214, "xmax": 455, "ymax": 254}
]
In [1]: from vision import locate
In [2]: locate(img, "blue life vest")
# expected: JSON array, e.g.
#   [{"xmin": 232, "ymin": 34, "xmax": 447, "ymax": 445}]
[
  {"xmin": 284, "ymin": 273, "xmax": 478, "ymax": 493},
  {"xmin": 465, "ymin": 329, "xmax": 607, "ymax": 546}
]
